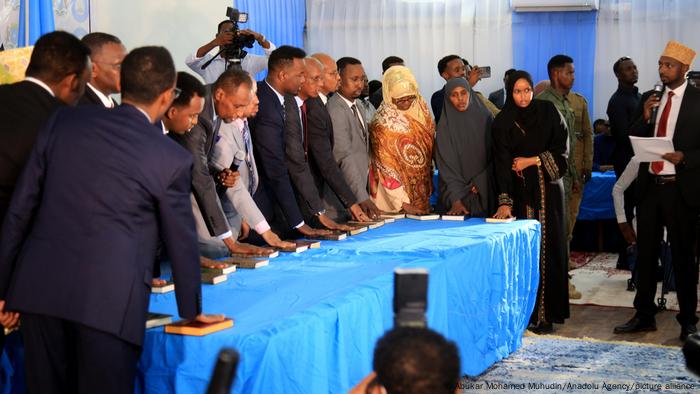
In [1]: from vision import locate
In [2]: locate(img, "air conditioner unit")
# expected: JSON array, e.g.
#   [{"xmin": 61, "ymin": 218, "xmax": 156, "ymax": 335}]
[{"xmin": 511, "ymin": 0, "xmax": 599, "ymax": 12}]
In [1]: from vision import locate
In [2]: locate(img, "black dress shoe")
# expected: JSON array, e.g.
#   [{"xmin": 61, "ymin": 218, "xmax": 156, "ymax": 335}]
[
  {"xmin": 614, "ymin": 317, "xmax": 657, "ymax": 334},
  {"xmin": 527, "ymin": 321, "xmax": 553, "ymax": 334},
  {"xmin": 680, "ymin": 324, "xmax": 698, "ymax": 341}
]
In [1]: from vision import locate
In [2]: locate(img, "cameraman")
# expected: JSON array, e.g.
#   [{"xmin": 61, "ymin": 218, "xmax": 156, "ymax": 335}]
[{"xmin": 186, "ymin": 20, "xmax": 275, "ymax": 83}]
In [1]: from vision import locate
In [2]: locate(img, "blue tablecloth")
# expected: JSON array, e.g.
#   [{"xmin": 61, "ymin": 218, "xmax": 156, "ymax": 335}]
[
  {"xmin": 139, "ymin": 219, "xmax": 539, "ymax": 393},
  {"xmin": 2, "ymin": 219, "xmax": 540, "ymax": 394},
  {"xmin": 577, "ymin": 171, "xmax": 617, "ymax": 221}
]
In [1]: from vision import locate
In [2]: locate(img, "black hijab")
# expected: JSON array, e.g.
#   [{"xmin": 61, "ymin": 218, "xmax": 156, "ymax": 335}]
[{"xmin": 501, "ymin": 70, "xmax": 539, "ymax": 134}]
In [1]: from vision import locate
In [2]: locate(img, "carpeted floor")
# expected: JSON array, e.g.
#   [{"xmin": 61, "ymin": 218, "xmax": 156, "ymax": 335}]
[
  {"xmin": 569, "ymin": 253, "xmax": 700, "ymax": 312},
  {"xmin": 462, "ymin": 335, "xmax": 700, "ymax": 393}
]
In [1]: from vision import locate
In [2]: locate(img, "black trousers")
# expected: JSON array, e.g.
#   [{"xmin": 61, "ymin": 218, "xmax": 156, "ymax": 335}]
[
  {"xmin": 21, "ymin": 313, "xmax": 141, "ymax": 394},
  {"xmin": 633, "ymin": 181, "xmax": 699, "ymax": 326}
]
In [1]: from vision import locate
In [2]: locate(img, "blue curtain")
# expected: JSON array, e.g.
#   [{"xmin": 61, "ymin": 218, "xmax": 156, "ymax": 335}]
[
  {"xmin": 18, "ymin": 0, "xmax": 55, "ymax": 47},
  {"xmin": 512, "ymin": 11, "xmax": 597, "ymax": 112},
  {"xmin": 234, "ymin": 0, "xmax": 306, "ymax": 79}
]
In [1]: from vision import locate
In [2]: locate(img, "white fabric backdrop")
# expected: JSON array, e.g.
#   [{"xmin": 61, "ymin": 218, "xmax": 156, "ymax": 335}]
[
  {"xmin": 593, "ymin": 0, "xmax": 700, "ymax": 119},
  {"xmin": 305, "ymin": 0, "xmax": 513, "ymax": 111}
]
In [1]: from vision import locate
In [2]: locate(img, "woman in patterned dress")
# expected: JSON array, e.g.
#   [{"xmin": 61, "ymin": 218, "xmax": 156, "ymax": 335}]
[{"xmin": 369, "ymin": 66, "xmax": 435, "ymax": 214}]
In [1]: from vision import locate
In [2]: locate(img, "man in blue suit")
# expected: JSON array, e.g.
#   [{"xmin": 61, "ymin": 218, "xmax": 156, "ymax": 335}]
[
  {"xmin": 250, "ymin": 45, "xmax": 332, "ymax": 238},
  {"xmin": 0, "ymin": 46, "xmax": 222, "ymax": 393}
]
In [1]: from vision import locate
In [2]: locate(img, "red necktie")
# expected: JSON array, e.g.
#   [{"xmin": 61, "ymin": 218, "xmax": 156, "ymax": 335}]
[
  {"xmin": 652, "ymin": 91, "xmax": 674, "ymax": 174},
  {"xmin": 300, "ymin": 101, "xmax": 308, "ymax": 161}
]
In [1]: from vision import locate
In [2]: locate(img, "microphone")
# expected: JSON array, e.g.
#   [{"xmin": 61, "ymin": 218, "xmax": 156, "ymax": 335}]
[
  {"xmin": 206, "ymin": 348, "xmax": 239, "ymax": 394},
  {"xmin": 649, "ymin": 83, "xmax": 664, "ymax": 124},
  {"xmin": 231, "ymin": 150, "xmax": 246, "ymax": 171}
]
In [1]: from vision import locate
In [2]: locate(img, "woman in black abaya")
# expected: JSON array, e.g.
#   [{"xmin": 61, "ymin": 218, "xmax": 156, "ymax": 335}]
[{"xmin": 491, "ymin": 70, "xmax": 569, "ymax": 333}]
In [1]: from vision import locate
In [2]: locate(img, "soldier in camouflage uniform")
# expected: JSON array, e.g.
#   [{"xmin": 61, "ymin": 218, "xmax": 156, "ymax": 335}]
[{"xmin": 537, "ymin": 54, "xmax": 593, "ymax": 300}]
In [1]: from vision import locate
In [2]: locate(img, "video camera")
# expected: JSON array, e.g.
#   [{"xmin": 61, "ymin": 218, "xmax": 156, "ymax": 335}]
[
  {"xmin": 222, "ymin": 7, "xmax": 255, "ymax": 64},
  {"xmin": 393, "ymin": 268, "xmax": 429, "ymax": 328}
]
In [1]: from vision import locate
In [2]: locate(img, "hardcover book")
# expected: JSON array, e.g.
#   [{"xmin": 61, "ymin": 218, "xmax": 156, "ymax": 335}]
[
  {"xmin": 274, "ymin": 244, "xmax": 309, "ymax": 253},
  {"xmin": 293, "ymin": 240, "xmax": 321, "ymax": 249},
  {"xmin": 146, "ymin": 312, "xmax": 173, "ymax": 329},
  {"xmin": 347, "ymin": 220, "xmax": 385, "ymax": 229},
  {"xmin": 380, "ymin": 213, "xmax": 405, "ymax": 220},
  {"xmin": 311, "ymin": 232, "xmax": 347, "ymax": 241},
  {"xmin": 201, "ymin": 263, "xmax": 237, "ymax": 275},
  {"xmin": 406, "ymin": 214, "xmax": 441, "ymax": 221},
  {"xmin": 440, "ymin": 215, "xmax": 465, "ymax": 221},
  {"xmin": 151, "ymin": 280, "xmax": 174, "ymax": 294},
  {"xmin": 347, "ymin": 226, "xmax": 368, "ymax": 235},
  {"xmin": 229, "ymin": 250, "xmax": 279, "ymax": 259},
  {"xmin": 229, "ymin": 257, "xmax": 269, "ymax": 269},
  {"xmin": 165, "ymin": 318, "xmax": 234, "ymax": 336},
  {"xmin": 485, "ymin": 217, "xmax": 516, "ymax": 223},
  {"xmin": 201, "ymin": 271, "xmax": 228, "ymax": 285}
]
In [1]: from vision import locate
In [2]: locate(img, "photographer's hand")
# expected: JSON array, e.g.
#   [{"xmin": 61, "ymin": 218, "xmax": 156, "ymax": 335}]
[
  {"xmin": 195, "ymin": 31, "xmax": 234, "ymax": 59},
  {"xmin": 239, "ymin": 29, "xmax": 270, "ymax": 49}
]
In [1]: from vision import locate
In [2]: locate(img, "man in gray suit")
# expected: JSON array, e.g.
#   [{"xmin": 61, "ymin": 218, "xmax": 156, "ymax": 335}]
[
  {"xmin": 168, "ymin": 68, "xmax": 273, "ymax": 256},
  {"xmin": 208, "ymin": 76, "xmax": 296, "ymax": 254},
  {"xmin": 326, "ymin": 57, "xmax": 382, "ymax": 221}
]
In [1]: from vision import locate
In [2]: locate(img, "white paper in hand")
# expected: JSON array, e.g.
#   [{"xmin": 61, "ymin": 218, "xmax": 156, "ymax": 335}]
[{"xmin": 629, "ymin": 136, "xmax": 674, "ymax": 163}]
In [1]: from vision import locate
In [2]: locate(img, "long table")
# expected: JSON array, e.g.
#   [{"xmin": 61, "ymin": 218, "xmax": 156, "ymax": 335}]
[
  {"xmin": 2, "ymin": 219, "xmax": 541, "ymax": 393},
  {"xmin": 139, "ymin": 218, "xmax": 540, "ymax": 393}
]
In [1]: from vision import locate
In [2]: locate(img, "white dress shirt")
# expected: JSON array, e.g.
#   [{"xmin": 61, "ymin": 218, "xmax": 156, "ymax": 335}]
[
  {"xmin": 613, "ymin": 157, "xmax": 639, "ymax": 223},
  {"xmin": 337, "ymin": 93, "xmax": 366, "ymax": 129},
  {"xmin": 651, "ymin": 80, "xmax": 687, "ymax": 175},
  {"xmin": 87, "ymin": 83, "xmax": 116, "ymax": 108}
]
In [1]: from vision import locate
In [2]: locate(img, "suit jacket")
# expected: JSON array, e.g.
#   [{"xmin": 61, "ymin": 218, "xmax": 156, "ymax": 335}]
[
  {"xmin": 169, "ymin": 86, "xmax": 231, "ymax": 237},
  {"xmin": 630, "ymin": 84, "xmax": 700, "ymax": 207},
  {"xmin": 0, "ymin": 104, "xmax": 201, "ymax": 346},
  {"xmin": 248, "ymin": 81, "xmax": 304, "ymax": 228},
  {"xmin": 284, "ymin": 95, "xmax": 324, "ymax": 220},
  {"xmin": 305, "ymin": 96, "xmax": 358, "ymax": 211},
  {"xmin": 0, "ymin": 81, "xmax": 61, "ymax": 224},
  {"xmin": 326, "ymin": 93, "xmax": 370, "ymax": 211},
  {"xmin": 488, "ymin": 88, "xmax": 506, "ymax": 109},
  {"xmin": 78, "ymin": 86, "xmax": 104, "ymax": 106},
  {"xmin": 209, "ymin": 120, "xmax": 266, "ymax": 235}
]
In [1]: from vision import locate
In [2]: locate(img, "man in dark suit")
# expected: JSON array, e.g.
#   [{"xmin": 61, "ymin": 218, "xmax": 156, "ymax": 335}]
[
  {"xmin": 0, "ymin": 46, "xmax": 223, "ymax": 393},
  {"xmin": 488, "ymin": 68, "xmax": 515, "ymax": 109},
  {"xmin": 79, "ymin": 32, "xmax": 126, "ymax": 107},
  {"xmin": 250, "ymin": 45, "xmax": 331, "ymax": 238},
  {"xmin": 169, "ymin": 68, "xmax": 274, "ymax": 255},
  {"xmin": 309, "ymin": 53, "xmax": 371, "ymax": 223},
  {"xmin": 614, "ymin": 41, "xmax": 700, "ymax": 342},
  {"xmin": 0, "ymin": 31, "xmax": 92, "ymax": 354},
  {"xmin": 284, "ymin": 57, "xmax": 365, "ymax": 229}
]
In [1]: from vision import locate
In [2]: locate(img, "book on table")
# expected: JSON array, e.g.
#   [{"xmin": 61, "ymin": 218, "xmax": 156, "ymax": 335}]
[
  {"xmin": 201, "ymin": 270, "xmax": 227, "ymax": 285},
  {"xmin": 347, "ymin": 226, "xmax": 368, "ymax": 235},
  {"xmin": 380, "ymin": 213, "xmax": 405, "ymax": 220},
  {"xmin": 406, "ymin": 214, "xmax": 441, "ymax": 221},
  {"xmin": 293, "ymin": 240, "xmax": 321, "ymax": 249},
  {"xmin": 229, "ymin": 250, "xmax": 279, "ymax": 259},
  {"xmin": 485, "ymin": 217, "xmax": 516, "ymax": 223},
  {"xmin": 146, "ymin": 312, "xmax": 173, "ymax": 329},
  {"xmin": 165, "ymin": 318, "xmax": 234, "ymax": 336},
  {"xmin": 347, "ymin": 220, "xmax": 385, "ymax": 229},
  {"xmin": 151, "ymin": 280, "xmax": 174, "ymax": 294},
  {"xmin": 309, "ymin": 231, "xmax": 347, "ymax": 241},
  {"xmin": 274, "ymin": 244, "xmax": 309, "ymax": 253},
  {"xmin": 201, "ymin": 263, "xmax": 237, "ymax": 276},
  {"xmin": 228, "ymin": 257, "xmax": 269, "ymax": 269},
  {"xmin": 440, "ymin": 215, "xmax": 465, "ymax": 221}
]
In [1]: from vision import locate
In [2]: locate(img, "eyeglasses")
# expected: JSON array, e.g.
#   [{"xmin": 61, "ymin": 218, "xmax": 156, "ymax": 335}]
[
  {"xmin": 393, "ymin": 95, "xmax": 416, "ymax": 106},
  {"xmin": 173, "ymin": 87, "xmax": 182, "ymax": 99}
]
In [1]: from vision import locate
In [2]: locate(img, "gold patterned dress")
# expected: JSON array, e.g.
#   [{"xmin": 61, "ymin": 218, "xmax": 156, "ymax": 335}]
[{"xmin": 368, "ymin": 66, "xmax": 435, "ymax": 213}]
